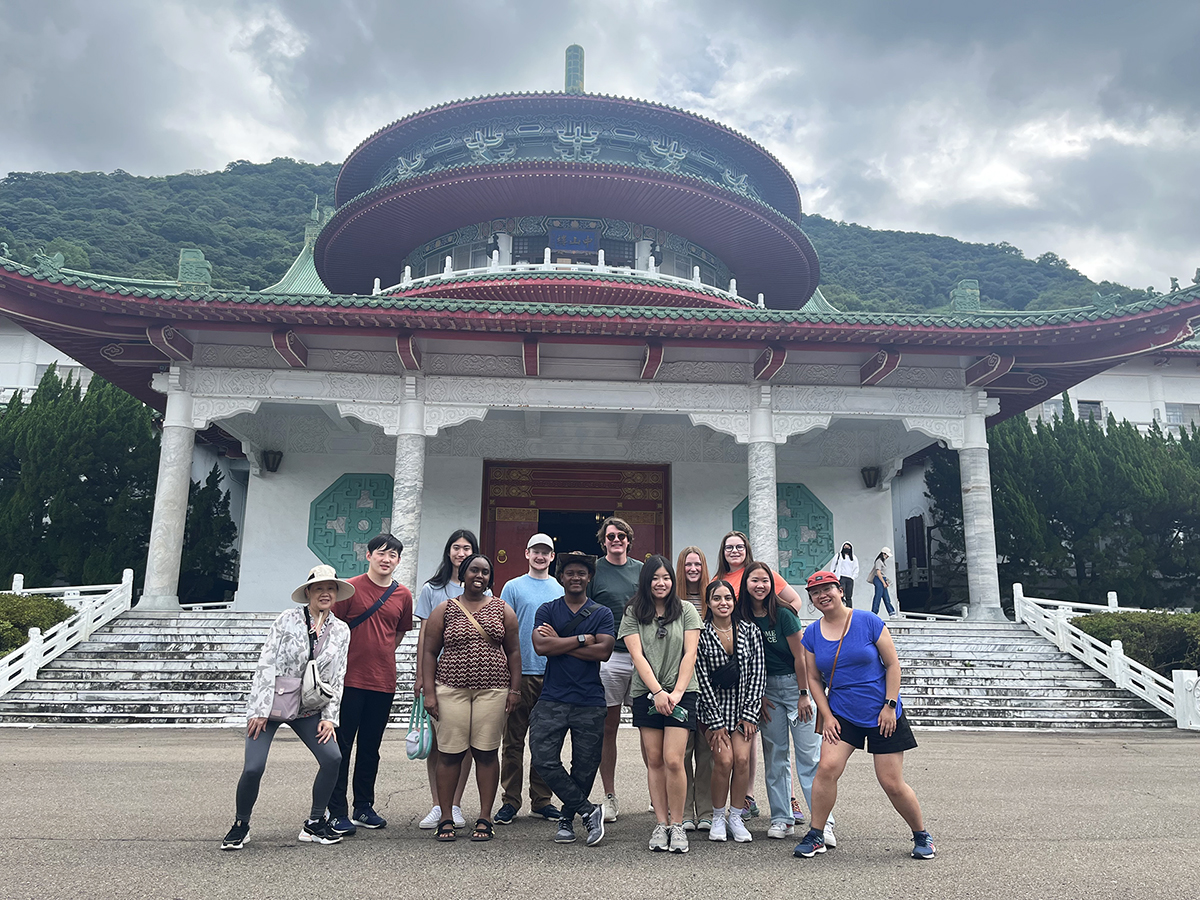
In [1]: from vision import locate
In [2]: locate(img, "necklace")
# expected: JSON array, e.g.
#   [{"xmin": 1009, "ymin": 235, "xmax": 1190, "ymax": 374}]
[{"xmin": 713, "ymin": 623, "xmax": 733, "ymax": 634}]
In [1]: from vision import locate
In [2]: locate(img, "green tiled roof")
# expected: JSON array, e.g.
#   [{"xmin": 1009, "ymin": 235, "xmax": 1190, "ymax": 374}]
[
  {"xmin": 260, "ymin": 243, "xmax": 329, "ymax": 295},
  {"xmin": 4, "ymin": 254, "xmax": 1200, "ymax": 331}
]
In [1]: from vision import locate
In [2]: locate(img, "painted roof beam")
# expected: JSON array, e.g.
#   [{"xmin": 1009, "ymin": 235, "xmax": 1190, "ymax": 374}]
[
  {"xmin": 753, "ymin": 345, "xmax": 786, "ymax": 381},
  {"xmin": 966, "ymin": 353, "xmax": 1016, "ymax": 387},
  {"xmin": 395, "ymin": 332, "xmax": 423, "ymax": 370},
  {"xmin": 860, "ymin": 349, "xmax": 901, "ymax": 385},
  {"xmin": 640, "ymin": 341, "xmax": 664, "ymax": 379},
  {"xmin": 146, "ymin": 325, "xmax": 193, "ymax": 362},
  {"xmin": 271, "ymin": 329, "xmax": 308, "ymax": 368},
  {"xmin": 523, "ymin": 337, "xmax": 540, "ymax": 376}
]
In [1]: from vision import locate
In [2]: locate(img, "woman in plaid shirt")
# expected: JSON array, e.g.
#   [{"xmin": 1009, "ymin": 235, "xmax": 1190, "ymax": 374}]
[{"xmin": 695, "ymin": 579, "xmax": 765, "ymax": 843}]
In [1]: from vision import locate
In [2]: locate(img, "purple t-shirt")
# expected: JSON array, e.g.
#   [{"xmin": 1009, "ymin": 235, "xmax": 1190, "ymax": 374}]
[{"xmin": 801, "ymin": 611, "xmax": 902, "ymax": 728}]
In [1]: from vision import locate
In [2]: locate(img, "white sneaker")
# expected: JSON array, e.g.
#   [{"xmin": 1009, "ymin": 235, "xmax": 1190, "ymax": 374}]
[
  {"xmin": 708, "ymin": 815, "xmax": 727, "ymax": 842},
  {"xmin": 823, "ymin": 818, "xmax": 837, "ymax": 848},
  {"xmin": 452, "ymin": 805, "xmax": 466, "ymax": 828},
  {"xmin": 603, "ymin": 792, "xmax": 619, "ymax": 823},
  {"xmin": 419, "ymin": 806, "xmax": 442, "ymax": 829},
  {"xmin": 648, "ymin": 822, "xmax": 669, "ymax": 851},
  {"xmin": 728, "ymin": 812, "xmax": 753, "ymax": 843},
  {"xmin": 668, "ymin": 823, "xmax": 689, "ymax": 854},
  {"xmin": 767, "ymin": 821, "xmax": 795, "ymax": 839}
]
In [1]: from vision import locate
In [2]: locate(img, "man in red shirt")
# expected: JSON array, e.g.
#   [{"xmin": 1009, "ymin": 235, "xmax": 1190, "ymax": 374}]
[{"xmin": 328, "ymin": 533, "xmax": 413, "ymax": 834}]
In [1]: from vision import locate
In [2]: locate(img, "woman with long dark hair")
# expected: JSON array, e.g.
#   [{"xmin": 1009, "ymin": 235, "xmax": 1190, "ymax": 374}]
[
  {"xmin": 421, "ymin": 554, "xmax": 521, "ymax": 843},
  {"xmin": 414, "ymin": 529, "xmax": 481, "ymax": 829},
  {"xmin": 869, "ymin": 548, "xmax": 895, "ymax": 617},
  {"xmin": 695, "ymin": 578, "xmax": 765, "ymax": 844},
  {"xmin": 738, "ymin": 560, "xmax": 827, "ymax": 843},
  {"xmin": 675, "ymin": 546, "xmax": 713, "ymax": 832},
  {"xmin": 619, "ymin": 554, "xmax": 702, "ymax": 853}
]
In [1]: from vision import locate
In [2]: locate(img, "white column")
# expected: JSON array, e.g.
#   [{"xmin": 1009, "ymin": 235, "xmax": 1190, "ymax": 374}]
[
  {"xmin": 141, "ymin": 387, "xmax": 196, "ymax": 610},
  {"xmin": 391, "ymin": 385, "xmax": 426, "ymax": 592},
  {"xmin": 17, "ymin": 332, "xmax": 39, "ymax": 389},
  {"xmin": 959, "ymin": 395, "xmax": 1004, "ymax": 621},
  {"xmin": 1148, "ymin": 371, "xmax": 1166, "ymax": 426},
  {"xmin": 747, "ymin": 394, "xmax": 779, "ymax": 571}
]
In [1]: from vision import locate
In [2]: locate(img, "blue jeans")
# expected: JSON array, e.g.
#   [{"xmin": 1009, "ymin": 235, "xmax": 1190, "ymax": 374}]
[
  {"xmin": 758, "ymin": 674, "xmax": 822, "ymax": 826},
  {"xmin": 872, "ymin": 576, "xmax": 894, "ymax": 615}
]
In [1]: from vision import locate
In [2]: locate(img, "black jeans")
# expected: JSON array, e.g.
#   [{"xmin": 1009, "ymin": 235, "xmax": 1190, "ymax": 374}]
[
  {"xmin": 328, "ymin": 685, "xmax": 394, "ymax": 818},
  {"xmin": 528, "ymin": 700, "xmax": 606, "ymax": 820}
]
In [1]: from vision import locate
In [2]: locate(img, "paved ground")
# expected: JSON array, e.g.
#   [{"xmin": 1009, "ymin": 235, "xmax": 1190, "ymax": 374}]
[{"xmin": 4, "ymin": 726, "xmax": 1197, "ymax": 900}]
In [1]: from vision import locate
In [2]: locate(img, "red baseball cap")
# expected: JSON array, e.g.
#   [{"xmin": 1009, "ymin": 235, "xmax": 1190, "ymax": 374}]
[{"xmin": 806, "ymin": 570, "xmax": 841, "ymax": 591}]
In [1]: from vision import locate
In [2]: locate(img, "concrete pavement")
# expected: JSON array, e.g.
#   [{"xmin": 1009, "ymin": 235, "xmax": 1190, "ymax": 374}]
[{"xmin": 4, "ymin": 727, "xmax": 1198, "ymax": 900}]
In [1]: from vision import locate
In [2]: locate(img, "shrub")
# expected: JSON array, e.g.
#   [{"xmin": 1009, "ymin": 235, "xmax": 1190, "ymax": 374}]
[
  {"xmin": 0, "ymin": 593, "xmax": 76, "ymax": 653},
  {"xmin": 1073, "ymin": 612, "xmax": 1200, "ymax": 678}
]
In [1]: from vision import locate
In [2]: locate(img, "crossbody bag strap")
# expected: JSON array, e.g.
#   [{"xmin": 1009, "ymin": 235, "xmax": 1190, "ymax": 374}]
[
  {"xmin": 450, "ymin": 597, "xmax": 499, "ymax": 646},
  {"xmin": 560, "ymin": 600, "xmax": 595, "ymax": 637},
  {"xmin": 348, "ymin": 581, "xmax": 398, "ymax": 630},
  {"xmin": 826, "ymin": 609, "xmax": 853, "ymax": 692},
  {"xmin": 302, "ymin": 606, "xmax": 316, "ymax": 660}
]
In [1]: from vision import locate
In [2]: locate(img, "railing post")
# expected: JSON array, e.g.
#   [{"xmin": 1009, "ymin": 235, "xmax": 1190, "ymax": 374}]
[
  {"xmin": 11, "ymin": 573, "xmax": 23, "ymax": 594},
  {"xmin": 1107, "ymin": 591, "xmax": 1119, "ymax": 609},
  {"xmin": 1013, "ymin": 583, "xmax": 1025, "ymax": 623},
  {"xmin": 23, "ymin": 627, "xmax": 42, "ymax": 680},
  {"xmin": 80, "ymin": 599, "xmax": 96, "ymax": 640},
  {"xmin": 1053, "ymin": 609, "xmax": 1070, "ymax": 651},
  {"xmin": 1109, "ymin": 640, "xmax": 1127, "ymax": 688},
  {"xmin": 1172, "ymin": 670, "xmax": 1200, "ymax": 730}
]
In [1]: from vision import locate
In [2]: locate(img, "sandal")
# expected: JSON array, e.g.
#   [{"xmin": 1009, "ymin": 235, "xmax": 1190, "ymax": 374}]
[
  {"xmin": 471, "ymin": 818, "xmax": 494, "ymax": 842},
  {"xmin": 435, "ymin": 819, "xmax": 456, "ymax": 842}
]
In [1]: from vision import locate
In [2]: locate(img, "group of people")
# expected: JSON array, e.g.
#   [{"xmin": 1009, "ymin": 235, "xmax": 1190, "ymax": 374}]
[
  {"xmin": 826, "ymin": 542, "xmax": 897, "ymax": 616},
  {"xmin": 222, "ymin": 519, "xmax": 934, "ymax": 861}
]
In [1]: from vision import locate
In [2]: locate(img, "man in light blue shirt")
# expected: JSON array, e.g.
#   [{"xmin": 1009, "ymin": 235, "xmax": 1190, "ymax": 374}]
[{"xmin": 494, "ymin": 533, "xmax": 564, "ymax": 824}]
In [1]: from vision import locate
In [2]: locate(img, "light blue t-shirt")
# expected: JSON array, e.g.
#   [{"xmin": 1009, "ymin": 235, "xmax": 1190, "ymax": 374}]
[{"xmin": 500, "ymin": 573, "xmax": 564, "ymax": 676}]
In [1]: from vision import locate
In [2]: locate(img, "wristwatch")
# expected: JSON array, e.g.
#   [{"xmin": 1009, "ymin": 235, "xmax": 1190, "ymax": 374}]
[
  {"xmin": 885, "ymin": 698, "xmax": 897, "ymax": 709},
  {"xmin": 577, "ymin": 633, "xmax": 587, "ymax": 645},
  {"xmin": 798, "ymin": 689, "xmax": 809, "ymax": 697}
]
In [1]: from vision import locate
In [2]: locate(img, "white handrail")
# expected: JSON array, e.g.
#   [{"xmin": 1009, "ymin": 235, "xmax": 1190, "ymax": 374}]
[
  {"xmin": 1013, "ymin": 582, "xmax": 1198, "ymax": 730},
  {"xmin": 378, "ymin": 260, "xmax": 752, "ymax": 306},
  {"xmin": 0, "ymin": 569, "xmax": 134, "ymax": 698}
]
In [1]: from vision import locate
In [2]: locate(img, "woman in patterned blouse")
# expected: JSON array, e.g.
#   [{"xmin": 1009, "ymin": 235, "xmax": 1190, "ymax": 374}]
[
  {"xmin": 221, "ymin": 565, "xmax": 353, "ymax": 851},
  {"xmin": 421, "ymin": 553, "xmax": 521, "ymax": 843},
  {"xmin": 695, "ymin": 579, "xmax": 765, "ymax": 844}
]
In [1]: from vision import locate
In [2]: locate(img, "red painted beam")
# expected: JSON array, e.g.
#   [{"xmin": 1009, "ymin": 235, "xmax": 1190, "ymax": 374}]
[
  {"xmin": 753, "ymin": 345, "xmax": 787, "ymax": 381},
  {"xmin": 395, "ymin": 332, "xmax": 422, "ymax": 370},
  {"xmin": 523, "ymin": 337, "xmax": 540, "ymax": 376},
  {"xmin": 640, "ymin": 341, "xmax": 664, "ymax": 379},
  {"xmin": 860, "ymin": 349, "xmax": 901, "ymax": 385},
  {"xmin": 271, "ymin": 329, "xmax": 308, "ymax": 368},
  {"xmin": 966, "ymin": 353, "xmax": 1016, "ymax": 387},
  {"xmin": 146, "ymin": 324, "xmax": 194, "ymax": 362}
]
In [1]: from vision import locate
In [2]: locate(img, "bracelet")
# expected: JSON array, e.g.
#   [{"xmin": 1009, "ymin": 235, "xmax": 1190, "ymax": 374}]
[{"xmin": 508, "ymin": 689, "xmax": 521, "ymax": 695}]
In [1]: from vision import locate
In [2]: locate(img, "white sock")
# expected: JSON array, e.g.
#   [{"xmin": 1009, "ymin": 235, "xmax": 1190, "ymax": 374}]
[{"xmin": 712, "ymin": 807, "xmax": 726, "ymax": 822}]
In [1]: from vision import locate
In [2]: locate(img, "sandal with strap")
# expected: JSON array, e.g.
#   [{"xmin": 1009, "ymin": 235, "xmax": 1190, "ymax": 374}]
[
  {"xmin": 471, "ymin": 818, "xmax": 494, "ymax": 842},
  {"xmin": 435, "ymin": 819, "xmax": 456, "ymax": 842}
]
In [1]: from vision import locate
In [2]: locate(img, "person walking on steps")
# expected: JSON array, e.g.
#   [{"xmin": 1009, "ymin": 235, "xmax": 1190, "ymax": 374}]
[
  {"xmin": 221, "ymin": 565, "xmax": 353, "ymax": 850},
  {"xmin": 828, "ymin": 543, "xmax": 858, "ymax": 607},
  {"xmin": 870, "ymin": 548, "xmax": 895, "ymax": 617}
]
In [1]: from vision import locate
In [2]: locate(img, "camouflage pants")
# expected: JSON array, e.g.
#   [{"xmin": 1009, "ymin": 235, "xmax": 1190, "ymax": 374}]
[{"xmin": 528, "ymin": 700, "xmax": 606, "ymax": 820}]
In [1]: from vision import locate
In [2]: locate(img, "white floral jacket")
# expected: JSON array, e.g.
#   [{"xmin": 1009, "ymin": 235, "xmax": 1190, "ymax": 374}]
[{"xmin": 246, "ymin": 607, "xmax": 351, "ymax": 725}]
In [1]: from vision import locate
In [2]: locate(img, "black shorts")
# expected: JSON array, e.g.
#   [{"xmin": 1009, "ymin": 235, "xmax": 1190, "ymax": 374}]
[
  {"xmin": 631, "ymin": 692, "xmax": 697, "ymax": 731},
  {"xmin": 834, "ymin": 712, "xmax": 918, "ymax": 754}
]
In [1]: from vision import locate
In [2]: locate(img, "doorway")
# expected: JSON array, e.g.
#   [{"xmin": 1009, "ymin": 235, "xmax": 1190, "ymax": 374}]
[{"xmin": 537, "ymin": 509, "xmax": 613, "ymax": 559}]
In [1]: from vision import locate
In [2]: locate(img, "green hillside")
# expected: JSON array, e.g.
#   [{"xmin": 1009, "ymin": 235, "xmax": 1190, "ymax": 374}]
[{"xmin": 0, "ymin": 158, "xmax": 1144, "ymax": 308}]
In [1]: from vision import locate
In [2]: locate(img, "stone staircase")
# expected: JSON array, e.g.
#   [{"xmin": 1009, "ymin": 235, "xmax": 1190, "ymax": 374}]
[{"xmin": 0, "ymin": 613, "xmax": 1174, "ymax": 728}]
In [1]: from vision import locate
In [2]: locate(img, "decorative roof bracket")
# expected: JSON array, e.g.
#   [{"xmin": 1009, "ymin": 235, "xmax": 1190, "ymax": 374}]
[
  {"xmin": 640, "ymin": 341, "xmax": 664, "ymax": 379},
  {"xmin": 146, "ymin": 325, "xmax": 193, "ymax": 362},
  {"xmin": 860, "ymin": 349, "xmax": 901, "ymax": 385},
  {"xmin": 966, "ymin": 353, "xmax": 1016, "ymax": 387},
  {"xmin": 753, "ymin": 345, "xmax": 786, "ymax": 381},
  {"xmin": 271, "ymin": 330, "xmax": 308, "ymax": 368}
]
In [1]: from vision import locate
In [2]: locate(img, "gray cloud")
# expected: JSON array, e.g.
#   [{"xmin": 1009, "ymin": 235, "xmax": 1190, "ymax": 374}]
[{"xmin": 0, "ymin": 0, "xmax": 1195, "ymax": 289}]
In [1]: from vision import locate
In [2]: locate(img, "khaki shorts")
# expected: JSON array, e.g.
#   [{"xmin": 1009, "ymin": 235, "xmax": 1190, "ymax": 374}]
[{"xmin": 432, "ymin": 685, "xmax": 507, "ymax": 754}]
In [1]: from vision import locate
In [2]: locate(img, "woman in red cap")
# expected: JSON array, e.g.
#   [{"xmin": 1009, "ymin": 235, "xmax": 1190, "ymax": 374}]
[{"xmin": 794, "ymin": 570, "xmax": 934, "ymax": 861}]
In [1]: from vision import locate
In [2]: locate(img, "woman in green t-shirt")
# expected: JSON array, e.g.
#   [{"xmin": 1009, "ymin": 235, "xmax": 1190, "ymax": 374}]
[{"xmin": 619, "ymin": 554, "xmax": 702, "ymax": 854}]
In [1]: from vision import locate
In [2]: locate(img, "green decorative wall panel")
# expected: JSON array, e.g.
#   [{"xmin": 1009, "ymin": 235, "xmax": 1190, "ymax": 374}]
[
  {"xmin": 733, "ymin": 483, "xmax": 834, "ymax": 583},
  {"xmin": 308, "ymin": 473, "xmax": 394, "ymax": 572}
]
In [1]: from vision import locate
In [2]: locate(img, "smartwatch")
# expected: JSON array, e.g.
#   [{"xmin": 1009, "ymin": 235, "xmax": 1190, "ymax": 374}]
[
  {"xmin": 577, "ymin": 634, "xmax": 587, "ymax": 645},
  {"xmin": 798, "ymin": 689, "xmax": 809, "ymax": 697},
  {"xmin": 885, "ymin": 698, "xmax": 897, "ymax": 710}
]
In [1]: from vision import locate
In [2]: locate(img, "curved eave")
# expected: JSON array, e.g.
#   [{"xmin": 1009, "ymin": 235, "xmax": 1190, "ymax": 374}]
[
  {"xmin": 334, "ymin": 92, "xmax": 800, "ymax": 219},
  {"xmin": 316, "ymin": 160, "xmax": 820, "ymax": 309}
]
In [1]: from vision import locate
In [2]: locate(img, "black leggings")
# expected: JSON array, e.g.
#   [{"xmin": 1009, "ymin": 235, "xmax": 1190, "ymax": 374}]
[{"xmin": 235, "ymin": 715, "xmax": 342, "ymax": 821}]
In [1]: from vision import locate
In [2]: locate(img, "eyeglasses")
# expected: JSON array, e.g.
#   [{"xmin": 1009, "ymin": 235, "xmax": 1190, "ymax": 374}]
[
  {"xmin": 655, "ymin": 616, "xmax": 668, "ymax": 639},
  {"xmin": 723, "ymin": 544, "xmax": 746, "ymax": 553},
  {"xmin": 605, "ymin": 533, "xmax": 628, "ymax": 543}
]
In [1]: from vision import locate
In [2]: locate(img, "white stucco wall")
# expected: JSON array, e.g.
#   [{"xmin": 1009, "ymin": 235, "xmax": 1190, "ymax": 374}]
[{"xmin": 415, "ymin": 456, "xmax": 484, "ymax": 586}]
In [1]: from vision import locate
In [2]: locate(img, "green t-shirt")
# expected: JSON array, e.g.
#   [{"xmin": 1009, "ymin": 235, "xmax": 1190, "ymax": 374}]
[
  {"xmin": 753, "ymin": 606, "xmax": 803, "ymax": 677},
  {"xmin": 589, "ymin": 557, "xmax": 642, "ymax": 652},
  {"xmin": 618, "ymin": 602, "xmax": 703, "ymax": 696}
]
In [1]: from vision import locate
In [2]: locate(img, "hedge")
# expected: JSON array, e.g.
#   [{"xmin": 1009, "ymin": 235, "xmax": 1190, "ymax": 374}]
[
  {"xmin": 1073, "ymin": 612, "xmax": 1200, "ymax": 679},
  {"xmin": 0, "ymin": 593, "xmax": 76, "ymax": 653}
]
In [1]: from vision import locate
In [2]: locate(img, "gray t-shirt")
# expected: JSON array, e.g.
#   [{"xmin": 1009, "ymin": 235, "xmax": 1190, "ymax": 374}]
[
  {"xmin": 618, "ymin": 602, "xmax": 703, "ymax": 697},
  {"xmin": 588, "ymin": 557, "xmax": 642, "ymax": 652}
]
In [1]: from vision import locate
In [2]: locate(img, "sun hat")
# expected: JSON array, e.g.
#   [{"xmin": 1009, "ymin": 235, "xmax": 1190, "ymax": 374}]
[
  {"xmin": 527, "ymin": 532, "xmax": 555, "ymax": 550},
  {"xmin": 290, "ymin": 564, "xmax": 356, "ymax": 604},
  {"xmin": 806, "ymin": 570, "xmax": 842, "ymax": 591},
  {"xmin": 556, "ymin": 551, "xmax": 597, "ymax": 577}
]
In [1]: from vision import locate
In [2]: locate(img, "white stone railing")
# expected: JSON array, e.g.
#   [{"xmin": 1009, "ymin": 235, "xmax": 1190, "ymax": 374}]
[
  {"xmin": 1013, "ymin": 583, "xmax": 1199, "ymax": 730},
  {"xmin": 374, "ymin": 249, "xmax": 759, "ymax": 308},
  {"xmin": 0, "ymin": 569, "xmax": 134, "ymax": 698}
]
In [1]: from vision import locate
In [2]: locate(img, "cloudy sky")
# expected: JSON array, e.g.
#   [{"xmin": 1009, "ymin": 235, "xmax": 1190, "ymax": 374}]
[{"xmin": 1, "ymin": 0, "xmax": 1196, "ymax": 290}]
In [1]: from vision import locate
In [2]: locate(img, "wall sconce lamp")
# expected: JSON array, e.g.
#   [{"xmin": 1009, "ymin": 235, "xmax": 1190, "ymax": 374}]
[
  {"xmin": 262, "ymin": 450, "xmax": 283, "ymax": 473},
  {"xmin": 860, "ymin": 466, "xmax": 880, "ymax": 489}
]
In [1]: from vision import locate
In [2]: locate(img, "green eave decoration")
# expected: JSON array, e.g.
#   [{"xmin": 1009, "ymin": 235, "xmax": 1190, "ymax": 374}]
[
  {"xmin": 733, "ymin": 483, "xmax": 834, "ymax": 584},
  {"xmin": 308, "ymin": 473, "xmax": 394, "ymax": 572}
]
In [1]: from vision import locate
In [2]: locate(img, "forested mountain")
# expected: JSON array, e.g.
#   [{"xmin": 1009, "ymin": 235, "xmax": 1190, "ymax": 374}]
[{"xmin": 0, "ymin": 158, "xmax": 1148, "ymax": 308}]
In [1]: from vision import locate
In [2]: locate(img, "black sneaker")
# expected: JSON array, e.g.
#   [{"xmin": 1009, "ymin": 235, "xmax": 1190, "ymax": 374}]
[
  {"xmin": 583, "ymin": 805, "xmax": 605, "ymax": 847},
  {"xmin": 554, "ymin": 818, "xmax": 577, "ymax": 843},
  {"xmin": 351, "ymin": 806, "xmax": 386, "ymax": 829},
  {"xmin": 221, "ymin": 820, "xmax": 249, "ymax": 851},
  {"xmin": 531, "ymin": 803, "xmax": 562, "ymax": 821},
  {"xmin": 299, "ymin": 816, "xmax": 343, "ymax": 844},
  {"xmin": 494, "ymin": 802, "xmax": 518, "ymax": 825}
]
